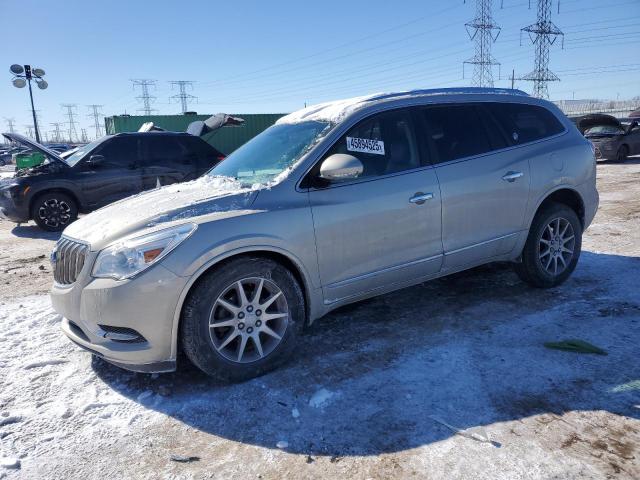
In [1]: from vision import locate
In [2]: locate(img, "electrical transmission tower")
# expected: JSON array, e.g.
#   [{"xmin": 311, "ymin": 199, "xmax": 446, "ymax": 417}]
[
  {"xmin": 520, "ymin": 0, "xmax": 564, "ymax": 99},
  {"xmin": 87, "ymin": 104, "xmax": 104, "ymax": 139},
  {"xmin": 51, "ymin": 122, "xmax": 64, "ymax": 142},
  {"xmin": 131, "ymin": 79, "xmax": 157, "ymax": 115},
  {"xmin": 464, "ymin": 0, "xmax": 501, "ymax": 87},
  {"xmin": 24, "ymin": 125, "xmax": 35, "ymax": 138},
  {"xmin": 4, "ymin": 118, "xmax": 16, "ymax": 134},
  {"xmin": 169, "ymin": 80, "xmax": 197, "ymax": 113},
  {"xmin": 81, "ymin": 128, "xmax": 88, "ymax": 143},
  {"xmin": 61, "ymin": 104, "xmax": 80, "ymax": 142}
]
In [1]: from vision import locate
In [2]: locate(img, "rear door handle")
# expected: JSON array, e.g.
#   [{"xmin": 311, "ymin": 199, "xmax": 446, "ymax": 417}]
[
  {"xmin": 409, "ymin": 192, "xmax": 434, "ymax": 205},
  {"xmin": 502, "ymin": 171, "xmax": 524, "ymax": 182}
]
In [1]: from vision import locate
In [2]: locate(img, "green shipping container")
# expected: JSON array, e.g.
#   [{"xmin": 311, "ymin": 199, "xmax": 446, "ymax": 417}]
[{"xmin": 104, "ymin": 113, "xmax": 286, "ymax": 155}]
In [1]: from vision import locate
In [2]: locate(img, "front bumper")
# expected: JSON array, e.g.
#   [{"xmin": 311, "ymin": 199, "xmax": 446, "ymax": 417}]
[
  {"xmin": 51, "ymin": 259, "xmax": 189, "ymax": 373},
  {"xmin": 0, "ymin": 194, "xmax": 29, "ymax": 222},
  {"xmin": 593, "ymin": 145, "xmax": 616, "ymax": 161}
]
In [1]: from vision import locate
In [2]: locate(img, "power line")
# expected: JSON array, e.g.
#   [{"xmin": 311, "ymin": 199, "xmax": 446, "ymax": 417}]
[
  {"xmin": 464, "ymin": 0, "xmax": 501, "ymax": 87},
  {"xmin": 61, "ymin": 104, "xmax": 79, "ymax": 143},
  {"xmin": 87, "ymin": 104, "xmax": 104, "ymax": 139},
  {"xmin": 519, "ymin": 0, "xmax": 564, "ymax": 99},
  {"xmin": 169, "ymin": 81, "xmax": 197, "ymax": 113},
  {"xmin": 131, "ymin": 79, "xmax": 157, "ymax": 115}
]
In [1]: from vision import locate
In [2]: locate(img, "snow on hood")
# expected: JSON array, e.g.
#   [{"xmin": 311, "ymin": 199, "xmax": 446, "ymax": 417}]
[
  {"xmin": 63, "ymin": 176, "xmax": 259, "ymax": 249},
  {"xmin": 276, "ymin": 92, "xmax": 386, "ymax": 125}
]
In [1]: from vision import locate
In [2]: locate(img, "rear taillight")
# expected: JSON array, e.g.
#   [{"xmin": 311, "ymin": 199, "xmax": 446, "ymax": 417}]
[{"xmin": 216, "ymin": 154, "xmax": 226, "ymax": 161}]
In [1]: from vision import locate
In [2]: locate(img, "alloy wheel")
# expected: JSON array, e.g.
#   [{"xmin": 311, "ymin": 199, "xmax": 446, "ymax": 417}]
[
  {"xmin": 538, "ymin": 217, "xmax": 575, "ymax": 276},
  {"xmin": 209, "ymin": 277, "xmax": 289, "ymax": 363},
  {"xmin": 38, "ymin": 199, "xmax": 72, "ymax": 229}
]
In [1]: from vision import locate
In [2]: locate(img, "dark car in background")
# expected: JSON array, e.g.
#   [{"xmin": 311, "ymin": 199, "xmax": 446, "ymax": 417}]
[
  {"xmin": 577, "ymin": 113, "xmax": 640, "ymax": 162},
  {"xmin": 0, "ymin": 129, "xmax": 227, "ymax": 231}
]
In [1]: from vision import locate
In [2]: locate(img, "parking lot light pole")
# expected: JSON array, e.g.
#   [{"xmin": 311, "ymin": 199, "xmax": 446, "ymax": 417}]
[{"xmin": 10, "ymin": 64, "xmax": 48, "ymax": 144}]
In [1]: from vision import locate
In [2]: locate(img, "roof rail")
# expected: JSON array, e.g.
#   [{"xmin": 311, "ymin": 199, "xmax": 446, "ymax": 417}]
[{"xmin": 366, "ymin": 87, "xmax": 529, "ymax": 103}]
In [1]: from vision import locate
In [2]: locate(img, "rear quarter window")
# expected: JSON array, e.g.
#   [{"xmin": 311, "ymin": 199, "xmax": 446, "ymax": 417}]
[{"xmin": 488, "ymin": 103, "xmax": 565, "ymax": 144}]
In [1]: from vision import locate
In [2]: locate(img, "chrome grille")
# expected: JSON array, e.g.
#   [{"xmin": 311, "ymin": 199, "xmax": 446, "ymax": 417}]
[{"xmin": 53, "ymin": 238, "xmax": 88, "ymax": 285}]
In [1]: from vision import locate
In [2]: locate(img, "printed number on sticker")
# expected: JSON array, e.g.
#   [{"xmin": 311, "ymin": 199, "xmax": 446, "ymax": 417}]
[{"xmin": 346, "ymin": 137, "xmax": 385, "ymax": 156}]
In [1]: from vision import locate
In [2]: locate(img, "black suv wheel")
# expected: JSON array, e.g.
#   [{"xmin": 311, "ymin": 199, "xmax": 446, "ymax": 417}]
[{"xmin": 31, "ymin": 192, "xmax": 78, "ymax": 231}]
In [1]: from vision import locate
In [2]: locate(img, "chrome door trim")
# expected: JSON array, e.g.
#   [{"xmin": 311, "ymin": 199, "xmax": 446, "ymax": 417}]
[
  {"xmin": 325, "ymin": 253, "xmax": 443, "ymax": 290},
  {"xmin": 444, "ymin": 232, "xmax": 520, "ymax": 256}
]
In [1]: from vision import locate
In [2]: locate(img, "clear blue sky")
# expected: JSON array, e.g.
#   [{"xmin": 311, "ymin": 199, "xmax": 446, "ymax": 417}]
[{"xmin": 2, "ymin": 0, "xmax": 640, "ymax": 138}]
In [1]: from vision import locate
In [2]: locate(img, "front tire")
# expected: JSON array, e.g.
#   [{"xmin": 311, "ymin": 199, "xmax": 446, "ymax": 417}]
[
  {"xmin": 181, "ymin": 257, "xmax": 305, "ymax": 382},
  {"xmin": 615, "ymin": 145, "xmax": 629, "ymax": 163},
  {"xmin": 31, "ymin": 192, "xmax": 78, "ymax": 231},
  {"xmin": 514, "ymin": 203, "xmax": 582, "ymax": 288}
]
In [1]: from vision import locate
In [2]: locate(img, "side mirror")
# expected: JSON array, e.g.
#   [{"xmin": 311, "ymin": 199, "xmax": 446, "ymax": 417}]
[
  {"xmin": 87, "ymin": 154, "xmax": 104, "ymax": 166},
  {"xmin": 319, "ymin": 154, "xmax": 363, "ymax": 181}
]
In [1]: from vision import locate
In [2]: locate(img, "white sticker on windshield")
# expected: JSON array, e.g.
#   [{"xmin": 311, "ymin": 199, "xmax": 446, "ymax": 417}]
[{"xmin": 346, "ymin": 137, "xmax": 385, "ymax": 156}]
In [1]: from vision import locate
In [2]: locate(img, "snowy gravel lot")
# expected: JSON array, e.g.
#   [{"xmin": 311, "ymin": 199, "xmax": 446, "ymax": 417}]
[{"xmin": 1, "ymin": 160, "xmax": 639, "ymax": 479}]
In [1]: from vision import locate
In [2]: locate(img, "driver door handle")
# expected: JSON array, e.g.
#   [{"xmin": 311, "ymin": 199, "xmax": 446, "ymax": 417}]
[
  {"xmin": 502, "ymin": 171, "xmax": 524, "ymax": 182},
  {"xmin": 409, "ymin": 192, "xmax": 434, "ymax": 205}
]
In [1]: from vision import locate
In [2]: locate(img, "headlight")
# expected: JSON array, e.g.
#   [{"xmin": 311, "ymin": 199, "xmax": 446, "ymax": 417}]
[{"xmin": 92, "ymin": 223, "xmax": 196, "ymax": 280}]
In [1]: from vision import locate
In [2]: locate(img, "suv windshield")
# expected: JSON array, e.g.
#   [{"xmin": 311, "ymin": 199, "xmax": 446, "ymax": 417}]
[
  {"xmin": 63, "ymin": 137, "xmax": 108, "ymax": 167},
  {"xmin": 584, "ymin": 125, "xmax": 623, "ymax": 136},
  {"xmin": 209, "ymin": 121, "xmax": 331, "ymax": 185}
]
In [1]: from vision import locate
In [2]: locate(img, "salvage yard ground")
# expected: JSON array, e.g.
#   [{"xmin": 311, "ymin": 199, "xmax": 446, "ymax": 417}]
[{"xmin": 0, "ymin": 160, "xmax": 639, "ymax": 479}]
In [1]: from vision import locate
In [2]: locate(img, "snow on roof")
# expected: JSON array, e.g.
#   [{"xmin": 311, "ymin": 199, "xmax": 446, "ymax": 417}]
[{"xmin": 276, "ymin": 88, "xmax": 529, "ymax": 125}]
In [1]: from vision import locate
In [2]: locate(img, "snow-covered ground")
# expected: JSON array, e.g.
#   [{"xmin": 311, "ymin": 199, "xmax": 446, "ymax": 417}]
[{"xmin": 1, "ymin": 160, "xmax": 639, "ymax": 479}]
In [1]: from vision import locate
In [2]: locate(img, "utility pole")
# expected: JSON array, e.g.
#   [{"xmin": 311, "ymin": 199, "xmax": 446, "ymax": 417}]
[
  {"xmin": 87, "ymin": 104, "xmax": 104, "ymax": 139},
  {"xmin": 9, "ymin": 64, "xmax": 48, "ymax": 143},
  {"xmin": 464, "ymin": 0, "xmax": 501, "ymax": 88},
  {"xmin": 51, "ymin": 122, "xmax": 64, "ymax": 143},
  {"xmin": 131, "ymin": 79, "xmax": 157, "ymax": 115},
  {"xmin": 169, "ymin": 80, "xmax": 197, "ymax": 113},
  {"xmin": 61, "ymin": 104, "xmax": 79, "ymax": 143},
  {"xmin": 519, "ymin": 0, "xmax": 564, "ymax": 99}
]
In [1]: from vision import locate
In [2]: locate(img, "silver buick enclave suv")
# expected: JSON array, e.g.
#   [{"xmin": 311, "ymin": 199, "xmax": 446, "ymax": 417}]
[{"xmin": 50, "ymin": 88, "xmax": 599, "ymax": 381}]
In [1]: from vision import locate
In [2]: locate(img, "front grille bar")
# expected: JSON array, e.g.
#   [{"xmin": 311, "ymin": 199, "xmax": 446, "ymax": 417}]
[{"xmin": 54, "ymin": 238, "xmax": 88, "ymax": 285}]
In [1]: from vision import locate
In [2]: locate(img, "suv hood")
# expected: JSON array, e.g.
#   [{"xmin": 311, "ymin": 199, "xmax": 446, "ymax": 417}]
[
  {"xmin": 576, "ymin": 114, "xmax": 622, "ymax": 134},
  {"xmin": 1, "ymin": 132, "xmax": 66, "ymax": 164},
  {"xmin": 63, "ymin": 176, "xmax": 260, "ymax": 249}
]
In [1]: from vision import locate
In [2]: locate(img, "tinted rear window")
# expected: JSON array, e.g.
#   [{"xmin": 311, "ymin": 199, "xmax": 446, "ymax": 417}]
[
  {"xmin": 488, "ymin": 103, "xmax": 564, "ymax": 144},
  {"xmin": 421, "ymin": 105, "xmax": 491, "ymax": 163}
]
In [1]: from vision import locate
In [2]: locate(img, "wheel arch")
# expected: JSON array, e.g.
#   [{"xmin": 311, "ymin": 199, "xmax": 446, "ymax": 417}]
[
  {"xmin": 531, "ymin": 187, "xmax": 585, "ymax": 228},
  {"xmin": 169, "ymin": 246, "xmax": 316, "ymax": 360},
  {"xmin": 29, "ymin": 187, "xmax": 81, "ymax": 219}
]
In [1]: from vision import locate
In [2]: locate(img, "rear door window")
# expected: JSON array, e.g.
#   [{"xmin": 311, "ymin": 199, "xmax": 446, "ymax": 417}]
[
  {"xmin": 143, "ymin": 136, "xmax": 190, "ymax": 167},
  {"xmin": 420, "ymin": 105, "xmax": 492, "ymax": 164},
  {"xmin": 488, "ymin": 102, "xmax": 565, "ymax": 144}
]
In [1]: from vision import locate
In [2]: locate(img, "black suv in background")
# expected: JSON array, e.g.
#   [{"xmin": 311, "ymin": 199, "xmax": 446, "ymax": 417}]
[{"xmin": 0, "ymin": 131, "xmax": 226, "ymax": 231}]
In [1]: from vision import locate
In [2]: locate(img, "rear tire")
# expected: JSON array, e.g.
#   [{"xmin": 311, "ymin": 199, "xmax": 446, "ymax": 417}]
[
  {"xmin": 514, "ymin": 202, "xmax": 582, "ymax": 288},
  {"xmin": 181, "ymin": 257, "xmax": 305, "ymax": 382},
  {"xmin": 31, "ymin": 192, "xmax": 78, "ymax": 232}
]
